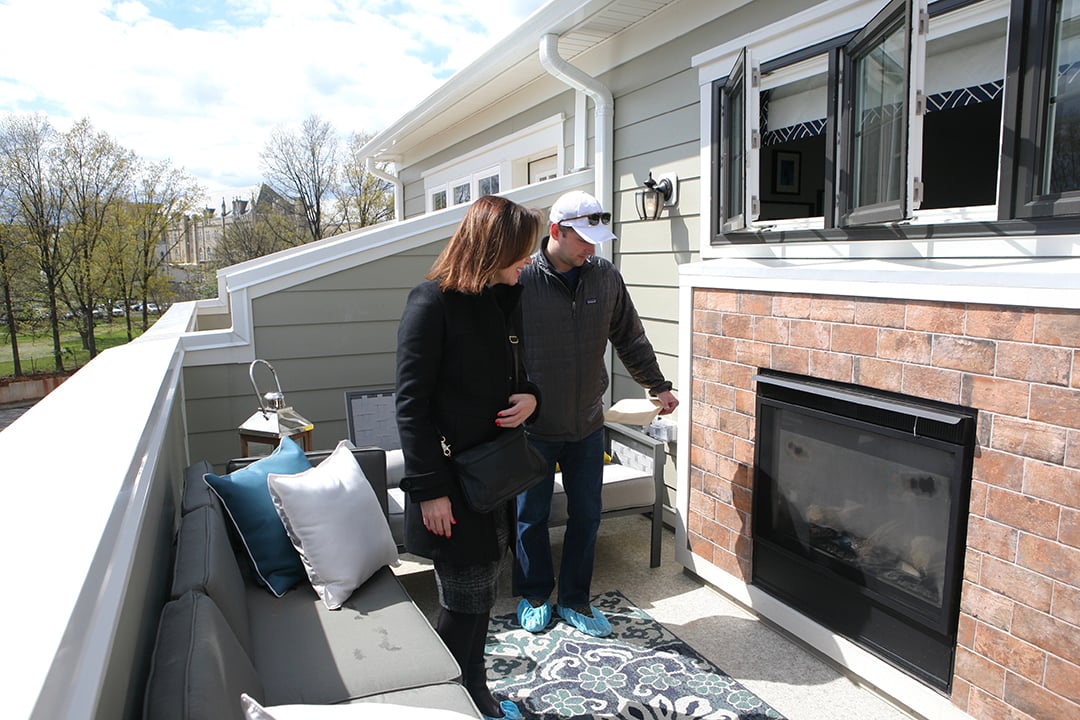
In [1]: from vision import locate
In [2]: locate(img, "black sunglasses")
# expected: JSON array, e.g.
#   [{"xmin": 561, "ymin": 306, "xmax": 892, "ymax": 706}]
[{"xmin": 559, "ymin": 212, "xmax": 612, "ymax": 227}]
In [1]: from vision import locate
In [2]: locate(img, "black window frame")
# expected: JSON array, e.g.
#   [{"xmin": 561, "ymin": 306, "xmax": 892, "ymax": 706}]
[
  {"xmin": 837, "ymin": 0, "xmax": 916, "ymax": 227},
  {"xmin": 719, "ymin": 49, "xmax": 749, "ymax": 233},
  {"xmin": 1000, "ymin": 0, "xmax": 1080, "ymax": 218},
  {"xmin": 711, "ymin": 0, "xmax": 1080, "ymax": 246}
]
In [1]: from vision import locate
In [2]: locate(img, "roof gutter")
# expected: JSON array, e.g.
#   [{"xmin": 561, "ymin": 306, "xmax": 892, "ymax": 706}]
[
  {"xmin": 538, "ymin": 33, "xmax": 614, "ymax": 222},
  {"xmin": 366, "ymin": 158, "xmax": 404, "ymax": 222}
]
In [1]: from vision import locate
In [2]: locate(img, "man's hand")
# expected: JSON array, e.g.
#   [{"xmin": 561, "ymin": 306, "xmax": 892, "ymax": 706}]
[{"xmin": 656, "ymin": 390, "xmax": 679, "ymax": 415}]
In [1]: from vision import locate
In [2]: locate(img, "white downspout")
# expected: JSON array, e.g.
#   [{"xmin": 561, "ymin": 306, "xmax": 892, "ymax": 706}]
[
  {"xmin": 539, "ymin": 32, "xmax": 616, "ymax": 408},
  {"xmin": 366, "ymin": 157, "xmax": 404, "ymax": 222},
  {"xmin": 539, "ymin": 33, "xmax": 614, "ymax": 234}
]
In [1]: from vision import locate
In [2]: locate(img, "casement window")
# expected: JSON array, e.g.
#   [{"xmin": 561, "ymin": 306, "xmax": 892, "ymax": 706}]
[
  {"xmin": 709, "ymin": 0, "xmax": 1026, "ymax": 243},
  {"xmin": 1002, "ymin": 0, "xmax": 1080, "ymax": 217},
  {"xmin": 838, "ymin": 0, "xmax": 926, "ymax": 226}
]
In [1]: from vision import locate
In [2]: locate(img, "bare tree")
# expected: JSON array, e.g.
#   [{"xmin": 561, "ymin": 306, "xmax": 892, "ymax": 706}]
[
  {"xmin": 55, "ymin": 118, "xmax": 136, "ymax": 357},
  {"xmin": 260, "ymin": 114, "xmax": 340, "ymax": 244},
  {"xmin": 212, "ymin": 203, "xmax": 297, "ymax": 266},
  {"xmin": 339, "ymin": 131, "xmax": 395, "ymax": 231},
  {"xmin": 0, "ymin": 114, "xmax": 69, "ymax": 371},
  {"xmin": 125, "ymin": 159, "xmax": 202, "ymax": 331}
]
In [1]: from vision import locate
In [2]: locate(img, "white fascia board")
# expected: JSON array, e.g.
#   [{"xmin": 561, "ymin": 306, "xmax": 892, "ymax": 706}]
[
  {"xmin": 358, "ymin": 0, "xmax": 602, "ymax": 159},
  {"xmin": 363, "ymin": 0, "xmax": 751, "ymax": 167},
  {"xmin": 679, "ymin": 238, "xmax": 1080, "ymax": 310}
]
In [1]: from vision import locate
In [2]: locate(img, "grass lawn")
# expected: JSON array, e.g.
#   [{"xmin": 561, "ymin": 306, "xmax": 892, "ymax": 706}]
[{"xmin": 0, "ymin": 320, "xmax": 147, "ymax": 378}]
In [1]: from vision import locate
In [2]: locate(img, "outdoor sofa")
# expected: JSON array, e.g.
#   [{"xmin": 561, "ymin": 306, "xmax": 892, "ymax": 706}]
[{"xmin": 142, "ymin": 443, "xmax": 481, "ymax": 720}]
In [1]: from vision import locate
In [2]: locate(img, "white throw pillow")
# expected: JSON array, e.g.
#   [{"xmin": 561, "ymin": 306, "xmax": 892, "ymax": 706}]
[
  {"xmin": 267, "ymin": 440, "xmax": 399, "ymax": 610},
  {"xmin": 240, "ymin": 694, "xmax": 477, "ymax": 719}
]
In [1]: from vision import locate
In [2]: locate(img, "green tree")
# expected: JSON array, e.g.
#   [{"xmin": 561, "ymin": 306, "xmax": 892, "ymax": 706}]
[
  {"xmin": 0, "ymin": 113, "xmax": 69, "ymax": 371},
  {"xmin": 55, "ymin": 118, "xmax": 136, "ymax": 357},
  {"xmin": 260, "ymin": 114, "xmax": 339, "ymax": 243},
  {"xmin": 339, "ymin": 131, "xmax": 395, "ymax": 230}
]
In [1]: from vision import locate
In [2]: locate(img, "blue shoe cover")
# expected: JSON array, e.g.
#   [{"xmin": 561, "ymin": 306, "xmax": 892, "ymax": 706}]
[
  {"xmin": 557, "ymin": 604, "xmax": 612, "ymax": 637},
  {"xmin": 516, "ymin": 598, "xmax": 551, "ymax": 633},
  {"xmin": 482, "ymin": 699, "xmax": 522, "ymax": 720}
]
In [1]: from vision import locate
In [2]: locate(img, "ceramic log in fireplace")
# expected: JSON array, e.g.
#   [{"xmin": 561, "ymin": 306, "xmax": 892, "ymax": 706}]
[{"xmin": 751, "ymin": 370, "xmax": 978, "ymax": 691}]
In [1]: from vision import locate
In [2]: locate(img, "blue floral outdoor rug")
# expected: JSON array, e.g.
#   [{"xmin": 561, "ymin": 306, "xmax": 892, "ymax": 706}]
[{"xmin": 485, "ymin": 590, "xmax": 788, "ymax": 720}]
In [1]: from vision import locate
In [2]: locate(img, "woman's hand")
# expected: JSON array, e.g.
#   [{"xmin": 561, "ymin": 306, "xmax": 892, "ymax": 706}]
[
  {"xmin": 495, "ymin": 393, "xmax": 537, "ymax": 428},
  {"xmin": 420, "ymin": 496, "xmax": 456, "ymax": 537}
]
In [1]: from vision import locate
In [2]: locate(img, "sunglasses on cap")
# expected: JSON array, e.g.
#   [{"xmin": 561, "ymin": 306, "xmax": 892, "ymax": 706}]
[{"xmin": 558, "ymin": 212, "xmax": 612, "ymax": 227}]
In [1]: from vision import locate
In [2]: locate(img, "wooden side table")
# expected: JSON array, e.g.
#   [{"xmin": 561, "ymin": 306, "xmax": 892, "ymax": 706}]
[{"xmin": 238, "ymin": 428, "xmax": 313, "ymax": 457}]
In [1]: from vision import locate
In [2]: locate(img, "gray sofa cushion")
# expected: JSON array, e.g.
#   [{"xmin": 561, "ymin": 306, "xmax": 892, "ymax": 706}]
[
  {"xmin": 181, "ymin": 459, "xmax": 216, "ymax": 515},
  {"xmin": 171, "ymin": 503, "xmax": 252, "ymax": 652},
  {"xmin": 550, "ymin": 463, "xmax": 654, "ymax": 524},
  {"xmin": 144, "ymin": 590, "xmax": 264, "ymax": 720},
  {"xmin": 246, "ymin": 566, "xmax": 460, "ymax": 706}
]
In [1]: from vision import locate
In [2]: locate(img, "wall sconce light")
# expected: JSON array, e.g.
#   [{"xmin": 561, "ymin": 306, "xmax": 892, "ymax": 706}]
[{"xmin": 635, "ymin": 172, "xmax": 678, "ymax": 220}]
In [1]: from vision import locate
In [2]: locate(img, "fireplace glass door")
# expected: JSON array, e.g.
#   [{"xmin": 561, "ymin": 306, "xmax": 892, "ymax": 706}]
[{"xmin": 752, "ymin": 371, "xmax": 977, "ymax": 690}]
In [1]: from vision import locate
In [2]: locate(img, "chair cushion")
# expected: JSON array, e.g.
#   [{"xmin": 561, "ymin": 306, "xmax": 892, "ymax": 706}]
[
  {"xmin": 144, "ymin": 590, "xmax": 264, "ymax": 720},
  {"xmin": 549, "ymin": 463, "xmax": 654, "ymax": 525},
  {"xmin": 267, "ymin": 440, "xmax": 399, "ymax": 610},
  {"xmin": 245, "ymin": 566, "xmax": 461, "ymax": 705},
  {"xmin": 171, "ymin": 504, "xmax": 252, "ymax": 652},
  {"xmin": 204, "ymin": 436, "xmax": 312, "ymax": 596}
]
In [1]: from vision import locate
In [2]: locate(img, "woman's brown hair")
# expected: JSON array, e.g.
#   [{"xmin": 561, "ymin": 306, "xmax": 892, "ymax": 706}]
[{"xmin": 427, "ymin": 195, "xmax": 543, "ymax": 294}]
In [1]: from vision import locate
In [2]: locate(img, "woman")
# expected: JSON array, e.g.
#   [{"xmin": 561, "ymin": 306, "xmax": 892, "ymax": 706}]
[{"xmin": 395, "ymin": 194, "xmax": 543, "ymax": 720}]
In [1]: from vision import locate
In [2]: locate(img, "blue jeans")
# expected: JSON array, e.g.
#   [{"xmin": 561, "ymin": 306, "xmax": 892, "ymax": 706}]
[{"xmin": 514, "ymin": 428, "xmax": 604, "ymax": 609}]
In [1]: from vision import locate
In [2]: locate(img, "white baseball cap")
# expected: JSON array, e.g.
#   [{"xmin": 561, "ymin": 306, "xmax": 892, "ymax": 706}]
[{"xmin": 549, "ymin": 191, "xmax": 616, "ymax": 245}]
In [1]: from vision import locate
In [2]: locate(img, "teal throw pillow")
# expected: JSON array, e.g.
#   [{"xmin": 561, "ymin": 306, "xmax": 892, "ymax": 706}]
[{"xmin": 204, "ymin": 436, "xmax": 312, "ymax": 596}]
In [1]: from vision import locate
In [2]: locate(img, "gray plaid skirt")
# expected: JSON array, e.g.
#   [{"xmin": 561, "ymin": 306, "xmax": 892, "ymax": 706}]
[{"xmin": 433, "ymin": 507, "xmax": 511, "ymax": 614}]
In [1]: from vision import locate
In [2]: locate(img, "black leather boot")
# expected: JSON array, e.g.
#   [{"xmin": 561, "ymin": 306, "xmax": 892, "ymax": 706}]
[
  {"xmin": 436, "ymin": 609, "xmax": 504, "ymax": 716},
  {"xmin": 465, "ymin": 614, "xmax": 504, "ymax": 718}
]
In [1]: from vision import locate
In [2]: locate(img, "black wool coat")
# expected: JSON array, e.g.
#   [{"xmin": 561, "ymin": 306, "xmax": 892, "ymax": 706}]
[{"xmin": 395, "ymin": 279, "xmax": 540, "ymax": 563}]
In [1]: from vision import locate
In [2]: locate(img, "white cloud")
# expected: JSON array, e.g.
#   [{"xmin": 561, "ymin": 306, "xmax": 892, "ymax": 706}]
[{"xmin": 0, "ymin": 0, "xmax": 549, "ymax": 202}]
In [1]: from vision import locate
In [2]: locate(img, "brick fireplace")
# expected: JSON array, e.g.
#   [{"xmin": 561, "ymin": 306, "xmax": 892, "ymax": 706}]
[{"xmin": 682, "ymin": 281, "xmax": 1080, "ymax": 720}]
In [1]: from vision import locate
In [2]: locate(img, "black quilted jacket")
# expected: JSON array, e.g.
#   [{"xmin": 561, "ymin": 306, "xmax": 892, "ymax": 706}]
[{"xmin": 519, "ymin": 238, "xmax": 671, "ymax": 443}]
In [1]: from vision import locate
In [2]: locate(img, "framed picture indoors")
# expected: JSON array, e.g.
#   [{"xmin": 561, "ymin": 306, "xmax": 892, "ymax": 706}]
[{"xmin": 774, "ymin": 151, "xmax": 800, "ymax": 194}]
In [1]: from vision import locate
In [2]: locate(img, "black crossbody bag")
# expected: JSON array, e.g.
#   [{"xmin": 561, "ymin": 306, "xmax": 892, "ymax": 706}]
[{"xmin": 441, "ymin": 333, "xmax": 547, "ymax": 513}]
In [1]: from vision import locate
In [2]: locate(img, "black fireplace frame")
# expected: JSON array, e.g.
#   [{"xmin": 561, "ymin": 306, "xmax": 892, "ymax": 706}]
[{"xmin": 751, "ymin": 370, "xmax": 978, "ymax": 692}]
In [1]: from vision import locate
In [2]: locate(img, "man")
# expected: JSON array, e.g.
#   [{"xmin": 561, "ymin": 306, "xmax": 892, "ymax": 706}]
[{"xmin": 514, "ymin": 190, "xmax": 678, "ymax": 637}]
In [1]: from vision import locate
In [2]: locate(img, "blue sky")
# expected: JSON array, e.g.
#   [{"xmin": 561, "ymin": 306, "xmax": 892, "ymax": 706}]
[{"xmin": 0, "ymin": 0, "xmax": 549, "ymax": 201}]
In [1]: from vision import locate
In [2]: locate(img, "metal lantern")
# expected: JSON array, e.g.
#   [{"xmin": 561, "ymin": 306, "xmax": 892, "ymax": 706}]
[
  {"xmin": 634, "ymin": 172, "xmax": 677, "ymax": 221},
  {"xmin": 238, "ymin": 359, "xmax": 314, "ymax": 439}
]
